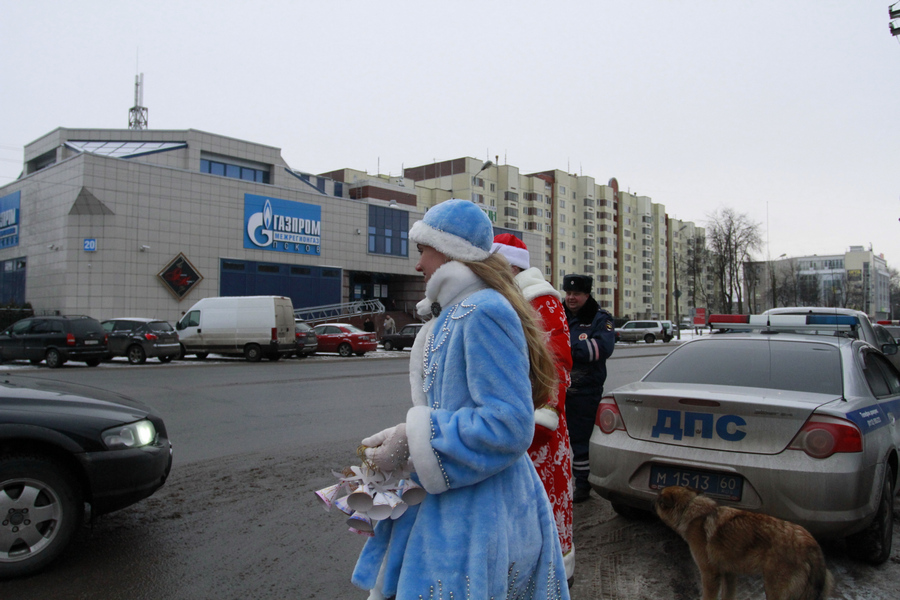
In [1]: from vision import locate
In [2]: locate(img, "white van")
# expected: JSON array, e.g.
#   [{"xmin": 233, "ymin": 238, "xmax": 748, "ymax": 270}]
[{"xmin": 175, "ymin": 296, "xmax": 296, "ymax": 361}]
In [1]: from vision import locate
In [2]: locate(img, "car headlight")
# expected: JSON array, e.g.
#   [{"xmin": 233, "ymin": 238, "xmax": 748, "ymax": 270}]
[{"xmin": 102, "ymin": 419, "xmax": 157, "ymax": 449}]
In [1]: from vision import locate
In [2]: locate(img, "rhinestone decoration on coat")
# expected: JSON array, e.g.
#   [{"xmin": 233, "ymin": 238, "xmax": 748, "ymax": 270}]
[{"xmin": 411, "ymin": 560, "xmax": 565, "ymax": 600}]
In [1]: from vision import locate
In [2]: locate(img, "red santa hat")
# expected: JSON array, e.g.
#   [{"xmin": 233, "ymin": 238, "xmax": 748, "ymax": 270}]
[{"xmin": 491, "ymin": 233, "xmax": 530, "ymax": 270}]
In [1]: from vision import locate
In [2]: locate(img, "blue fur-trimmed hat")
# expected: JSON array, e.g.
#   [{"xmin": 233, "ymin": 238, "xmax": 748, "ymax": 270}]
[{"xmin": 409, "ymin": 199, "xmax": 493, "ymax": 262}]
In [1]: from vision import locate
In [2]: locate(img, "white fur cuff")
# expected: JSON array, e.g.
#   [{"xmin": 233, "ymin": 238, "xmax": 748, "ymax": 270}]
[
  {"xmin": 407, "ymin": 405, "xmax": 449, "ymax": 494},
  {"xmin": 534, "ymin": 407, "xmax": 559, "ymax": 431}
]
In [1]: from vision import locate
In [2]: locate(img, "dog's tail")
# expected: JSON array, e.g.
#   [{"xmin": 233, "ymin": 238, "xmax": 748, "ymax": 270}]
[{"xmin": 800, "ymin": 562, "xmax": 833, "ymax": 600}]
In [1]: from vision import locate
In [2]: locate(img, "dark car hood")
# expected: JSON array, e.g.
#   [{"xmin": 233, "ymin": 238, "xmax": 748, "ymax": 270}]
[{"xmin": 0, "ymin": 374, "xmax": 154, "ymax": 447}]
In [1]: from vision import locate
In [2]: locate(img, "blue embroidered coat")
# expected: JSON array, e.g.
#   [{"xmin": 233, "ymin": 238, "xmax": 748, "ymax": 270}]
[{"xmin": 352, "ymin": 262, "xmax": 570, "ymax": 600}]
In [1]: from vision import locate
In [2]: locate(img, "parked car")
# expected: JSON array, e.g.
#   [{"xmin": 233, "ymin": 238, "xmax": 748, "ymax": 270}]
[
  {"xmin": 294, "ymin": 319, "xmax": 318, "ymax": 357},
  {"xmin": 380, "ymin": 323, "xmax": 423, "ymax": 351},
  {"xmin": 876, "ymin": 320, "xmax": 900, "ymax": 343},
  {"xmin": 0, "ymin": 315, "xmax": 108, "ymax": 368},
  {"xmin": 765, "ymin": 307, "xmax": 900, "ymax": 372},
  {"xmin": 589, "ymin": 312, "xmax": 900, "ymax": 564},
  {"xmin": 101, "ymin": 318, "xmax": 180, "ymax": 364},
  {"xmin": 0, "ymin": 374, "xmax": 173, "ymax": 578},
  {"xmin": 615, "ymin": 320, "xmax": 670, "ymax": 344},
  {"xmin": 313, "ymin": 323, "xmax": 377, "ymax": 357}
]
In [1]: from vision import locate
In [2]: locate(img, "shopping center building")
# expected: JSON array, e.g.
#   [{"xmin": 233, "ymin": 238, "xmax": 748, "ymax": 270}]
[{"xmin": 0, "ymin": 127, "xmax": 544, "ymax": 324}]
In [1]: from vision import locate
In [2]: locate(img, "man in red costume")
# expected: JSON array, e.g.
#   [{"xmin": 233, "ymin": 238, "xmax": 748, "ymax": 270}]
[{"xmin": 492, "ymin": 233, "xmax": 575, "ymax": 584}]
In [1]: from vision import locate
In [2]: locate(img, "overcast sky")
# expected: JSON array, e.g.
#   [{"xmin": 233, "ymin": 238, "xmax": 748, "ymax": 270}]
[{"xmin": 2, "ymin": 1, "xmax": 898, "ymax": 266}]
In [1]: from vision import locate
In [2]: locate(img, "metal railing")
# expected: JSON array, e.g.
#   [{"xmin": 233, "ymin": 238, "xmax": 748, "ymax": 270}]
[{"xmin": 294, "ymin": 299, "xmax": 385, "ymax": 325}]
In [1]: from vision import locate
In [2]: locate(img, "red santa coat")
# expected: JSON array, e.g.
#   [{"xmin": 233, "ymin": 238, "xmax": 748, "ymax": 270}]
[{"xmin": 515, "ymin": 267, "xmax": 575, "ymax": 580}]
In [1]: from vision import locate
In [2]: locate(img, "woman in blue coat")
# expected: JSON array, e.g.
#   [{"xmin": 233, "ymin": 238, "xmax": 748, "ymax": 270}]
[{"xmin": 352, "ymin": 199, "xmax": 570, "ymax": 600}]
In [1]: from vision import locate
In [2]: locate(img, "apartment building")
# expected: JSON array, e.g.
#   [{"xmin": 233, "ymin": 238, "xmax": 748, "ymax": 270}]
[{"xmin": 404, "ymin": 157, "xmax": 705, "ymax": 320}]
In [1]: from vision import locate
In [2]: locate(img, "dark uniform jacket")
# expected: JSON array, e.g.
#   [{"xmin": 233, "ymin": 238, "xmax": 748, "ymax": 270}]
[{"xmin": 565, "ymin": 296, "xmax": 616, "ymax": 395}]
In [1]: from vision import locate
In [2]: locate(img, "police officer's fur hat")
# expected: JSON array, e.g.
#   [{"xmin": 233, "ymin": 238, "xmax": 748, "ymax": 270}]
[{"xmin": 563, "ymin": 274, "xmax": 592, "ymax": 294}]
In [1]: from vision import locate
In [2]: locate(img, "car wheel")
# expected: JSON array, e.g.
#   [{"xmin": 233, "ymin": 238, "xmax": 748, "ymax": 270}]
[
  {"xmin": 0, "ymin": 454, "xmax": 84, "ymax": 579},
  {"xmin": 195, "ymin": 352, "xmax": 209, "ymax": 360},
  {"xmin": 178, "ymin": 344, "xmax": 187, "ymax": 360},
  {"xmin": 382, "ymin": 340, "xmax": 394, "ymax": 351},
  {"xmin": 338, "ymin": 343, "xmax": 353, "ymax": 357},
  {"xmin": 244, "ymin": 344, "xmax": 262, "ymax": 362},
  {"xmin": 45, "ymin": 349, "xmax": 64, "ymax": 369},
  {"xmin": 611, "ymin": 502, "xmax": 652, "ymax": 520},
  {"xmin": 268, "ymin": 352, "xmax": 280, "ymax": 362},
  {"xmin": 158, "ymin": 355, "xmax": 173, "ymax": 363},
  {"xmin": 84, "ymin": 359, "xmax": 101, "ymax": 367},
  {"xmin": 126, "ymin": 344, "xmax": 147, "ymax": 365},
  {"xmin": 643, "ymin": 334, "xmax": 656, "ymax": 344},
  {"xmin": 847, "ymin": 464, "xmax": 894, "ymax": 565}
]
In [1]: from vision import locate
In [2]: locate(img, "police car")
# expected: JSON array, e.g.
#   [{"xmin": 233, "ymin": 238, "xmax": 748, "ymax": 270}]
[{"xmin": 589, "ymin": 312, "xmax": 900, "ymax": 564}]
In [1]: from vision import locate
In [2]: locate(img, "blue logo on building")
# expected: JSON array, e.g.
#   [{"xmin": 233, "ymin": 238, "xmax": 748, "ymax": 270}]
[
  {"xmin": 244, "ymin": 194, "xmax": 321, "ymax": 255},
  {"xmin": 0, "ymin": 191, "xmax": 21, "ymax": 249}
]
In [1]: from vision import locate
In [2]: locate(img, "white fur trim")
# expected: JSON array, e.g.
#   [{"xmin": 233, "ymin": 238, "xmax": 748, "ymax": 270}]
[
  {"xmin": 534, "ymin": 407, "xmax": 559, "ymax": 431},
  {"xmin": 409, "ymin": 220, "xmax": 490, "ymax": 262},
  {"xmin": 409, "ymin": 318, "xmax": 434, "ymax": 407},
  {"xmin": 407, "ymin": 405, "xmax": 448, "ymax": 494},
  {"xmin": 490, "ymin": 242, "xmax": 530, "ymax": 270},
  {"xmin": 564, "ymin": 547, "xmax": 575, "ymax": 580},
  {"xmin": 515, "ymin": 267, "xmax": 562, "ymax": 302}
]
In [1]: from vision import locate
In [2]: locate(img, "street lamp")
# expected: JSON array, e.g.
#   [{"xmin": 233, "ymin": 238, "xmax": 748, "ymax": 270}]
[{"xmin": 674, "ymin": 225, "xmax": 688, "ymax": 340}]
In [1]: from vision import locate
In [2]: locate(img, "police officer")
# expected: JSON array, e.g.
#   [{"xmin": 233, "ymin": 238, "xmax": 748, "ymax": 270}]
[{"xmin": 562, "ymin": 274, "xmax": 616, "ymax": 503}]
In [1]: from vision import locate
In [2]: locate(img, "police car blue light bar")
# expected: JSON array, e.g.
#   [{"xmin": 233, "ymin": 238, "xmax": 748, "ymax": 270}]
[{"xmin": 708, "ymin": 313, "xmax": 860, "ymax": 331}]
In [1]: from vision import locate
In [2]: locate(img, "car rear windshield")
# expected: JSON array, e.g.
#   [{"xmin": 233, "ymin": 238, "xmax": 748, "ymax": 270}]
[
  {"xmin": 644, "ymin": 338, "xmax": 843, "ymax": 395},
  {"xmin": 69, "ymin": 318, "xmax": 104, "ymax": 335},
  {"xmin": 148, "ymin": 321, "xmax": 174, "ymax": 332}
]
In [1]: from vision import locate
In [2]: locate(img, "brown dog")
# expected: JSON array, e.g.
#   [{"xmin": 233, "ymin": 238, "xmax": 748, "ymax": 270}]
[{"xmin": 654, "ymin": 486, "xmax": 833, "ymax": 600}]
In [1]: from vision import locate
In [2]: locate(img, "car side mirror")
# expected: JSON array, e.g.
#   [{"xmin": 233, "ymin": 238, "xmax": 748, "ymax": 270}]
[
  {"xmin": 883, "ymin": 343, "xmax": 898, "ymax": 356},
  {"xmin": 175, "ymin": 321, "xmax": 184, "ymax": 331}
]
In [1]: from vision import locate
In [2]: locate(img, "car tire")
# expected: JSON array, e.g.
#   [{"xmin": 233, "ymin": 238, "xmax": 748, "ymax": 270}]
[
  {"xmin": 0, "ymin": 454, "xmax": 84, "ymax": 579},
  {"xmin": 382, "ymin": 340, "xmax": 394, "ymax": 351},
  {"xmin": 84, "ymin": 359, "xmax": 101, "ymax": 367},
  {"xmin": 643, "ymin": 334, "xmax": 656, "ymax": 344},
  {"xmin": 44, "ymin": 349, "xmax": 64, "ymax": 369},
  {"xmin": 126, "ymin": 344, "xmax": 147, "ymax": 365},
  {"xmin": 846, "ymin": 464, "xmax": 894, "ymax": 565},
  {"xmin": 178, "ymin": 344, "xmax": 187, "ymax": 360},
  {"xmin": 338, "ymin": 343, "xmax": 353, "ymax": 357},
  {"xmin": 268, "ymin": 352, "xmax": 280, "ymax": 362},
  {"xmin": 195, "ymin": 352, "xmax": 209, "ymax": 360},
  {"xmin": 158, "ymin": 355, "xmax": 173, "ymax": 363},
  {"xmin": 244, "ymin": 344, "xmax": 262, "ymax": 362}
]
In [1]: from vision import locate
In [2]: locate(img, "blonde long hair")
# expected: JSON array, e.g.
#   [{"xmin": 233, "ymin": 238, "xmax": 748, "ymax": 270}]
[{"xmin": 463, "ymin": 254, "xmax": 558, "ymax": 409}]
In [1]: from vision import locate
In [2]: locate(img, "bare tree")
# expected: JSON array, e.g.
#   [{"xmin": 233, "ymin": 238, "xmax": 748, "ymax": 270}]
[
  {"xmin": 706, "ymin": 208, "xmax": 763, "ymax": 313},
  {"xmin": 889, "ymin": 267, "xmax": 900, "ymax": 319},
  {"xmin": 774, "ymin": 258, "xmax": 800, "ymax": 308}
]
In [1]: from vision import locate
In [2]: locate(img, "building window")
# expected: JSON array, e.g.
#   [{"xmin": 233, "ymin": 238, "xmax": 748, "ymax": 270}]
[
  {"xmin": 201, "ymin": 159, "xmax": 270, "ymax": 184},
  {"xmin": 368, "ymin": 205, "xmax": 409, "ymax": 257}
]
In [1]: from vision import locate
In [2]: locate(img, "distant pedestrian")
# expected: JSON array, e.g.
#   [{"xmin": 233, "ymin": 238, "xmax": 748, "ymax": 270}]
[
  {"xmin": 563, "ymin": 274, "xmax": 615, "ymax": 503},
  {"xmin": 383, "ymin": 314, "xmax": 396, "ymax": 334},
  {"xmin": 363, "ymin": 317, "xmax": 374, "ymax": 333}
]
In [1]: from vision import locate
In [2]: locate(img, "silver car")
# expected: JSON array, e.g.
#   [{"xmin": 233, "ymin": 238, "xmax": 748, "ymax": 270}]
[{"xmin": 589, "ymin": 312, "xmax": 900, "ymax": 564}]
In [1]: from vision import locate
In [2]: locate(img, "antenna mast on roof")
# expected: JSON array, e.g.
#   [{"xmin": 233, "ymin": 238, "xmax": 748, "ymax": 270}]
[{"xmin": 128, "ymin": 73, "xmax": 148, "ymax": 130}]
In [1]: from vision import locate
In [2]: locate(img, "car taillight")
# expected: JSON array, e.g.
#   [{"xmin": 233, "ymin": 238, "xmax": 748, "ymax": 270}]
[
  {"xmin": 788, "ymin": 415, "xmax": 862, "ymax": 458},
  {"xmin": 67, "ymin": 333, "xmax": 75, "ymax": 346},
  {"xmin": 271, "ymin": 327, "xmax": 277, "ymax": 343},
  {"xmin": 143, "ymin": 333, "xmax": 158, "ymax": 341},
  {"xmin": 595, "ymin": 396, "xmax": 626, "ymax": 434}
]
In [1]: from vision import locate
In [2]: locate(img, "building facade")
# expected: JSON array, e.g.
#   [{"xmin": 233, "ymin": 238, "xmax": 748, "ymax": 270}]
[{"xmin": 744, "ymin": 246, "xmax": 891, "ymax": 319}]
